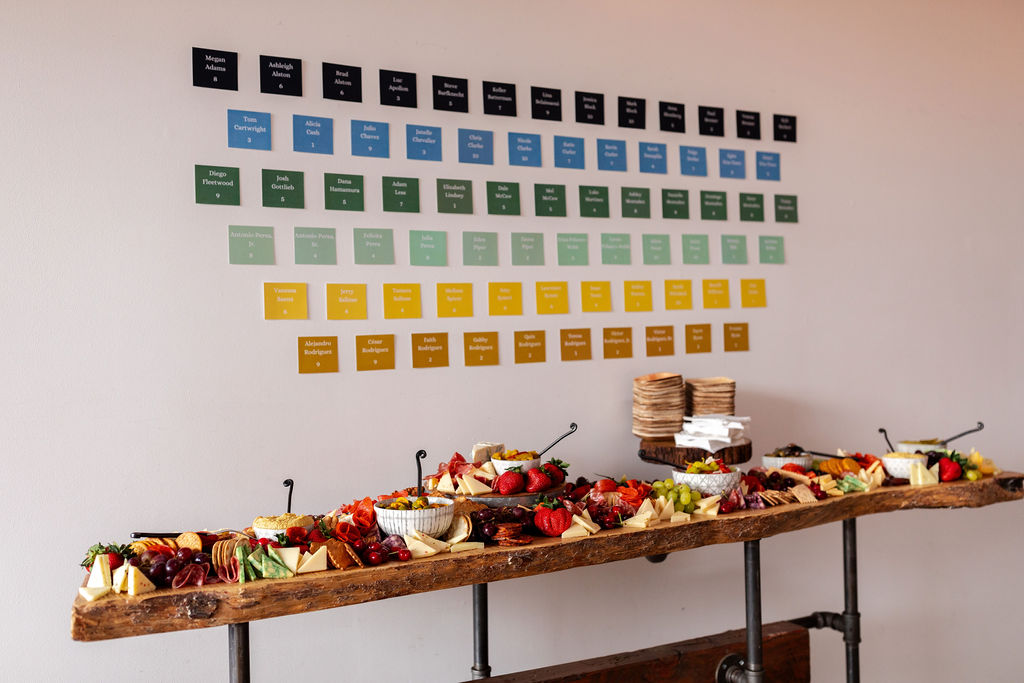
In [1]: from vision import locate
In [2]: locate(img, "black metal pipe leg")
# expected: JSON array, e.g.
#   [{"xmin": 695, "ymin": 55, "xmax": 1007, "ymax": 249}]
[
  {"xmin": 743, "ymin": 539, "xmax": 765, "ymax": 683},
  {"xmin": 843, "ymin": 519, "xmax": 861, "ymax": 683},
  {"xmin": 472, "ymin": 583, "xmax": 491, "ymax": 679},
  {"xmin": 228, "ymin": 622, "xmax": 250, "ymax": 683}
]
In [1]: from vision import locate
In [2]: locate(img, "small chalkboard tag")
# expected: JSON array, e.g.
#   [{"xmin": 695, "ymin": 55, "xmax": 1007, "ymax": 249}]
[
  {"xmin": 260, "ymin": 55, "xmax": 302, "ymax": 96},
  {"xmin": 531, "ymin": 86, "xmax": 562, "ymax": 120},
  {"xmin": 773, "ymin": 114, "xmax": 797, "ymax": 142},
  {"xmin": 659, "ymin": 101, "xmax": 685, "ymax": 133},
  {"xmin": 192, "ymin": 47, "xmax": 237, "ymax": 90},
  {"xmin": 698, "ymin": 106, "xmax": 724, "ymax": 136},
  {"xmin": 380, "ymin": 69, "xmax": 417, "ymax": 107},
  {"xmin": 482, "ymin": 81, "xmax": 517, "ymax": 116},
  {"xmin": 618, "ymin": 96, "xmax": 646, "ymax": 129},
  {"xmin": 322, "ymin": 62, "xmax": 361, "ymax": 102},
  {"xmin": 736, "ymin": 110, "xmax": 761, "ymax": 139},
  {"xmin": 433, "ymin": 75, "xmax": 469, "ymax": 112},
  {"xmin": 575, "ymin": 91, "xmax": 605, "ymax": 124}
]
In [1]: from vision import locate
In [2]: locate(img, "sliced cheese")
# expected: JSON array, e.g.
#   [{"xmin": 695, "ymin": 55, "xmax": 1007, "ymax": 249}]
[
  {"xmin": 622, "ymin": 510, "xmax": 654, "ymax": 528},
  {"xmin": 78, "ymin": 585, "xmax": 111, "ymax": 602},
  {"xmin": 87, "ymin": 554, "xmax": 111, "ymax": 589},
  {"xmin": 410, "ymin": 528, "xmax": 451, "ymax": 552},
  {"xmin": 459, "ymin": 474, "xmax": 493, "ymax": 495},
  {"xmin": 247, "ymin": 547, "xmax": 266, "ymax": 576},
  {"xmin": 270, "ymin": 546, "xmax": 301, "ymax": 573},
  {"xmin": 127, "ymin": 565, "xmax": 156, "ymax": 596},
  {"xmin": 572, "ymin": 513, "xmax": 600, "ymax": 534},
  {"xmin": 403, "ymin": 535, "xmax": 440, "ymax": 559},
  {"xmin": 694, "ymin": 503, "xmax": 720, "ymax": 518},
  {"xmin": 636, "ymin": 498, "xmax": 656, "ymax": 518},
  {"xmin": 928, "ymin": 463, "xmax": 941, "ymax": 483},
  {"xmin": 670, "ymin": 511, "xmax": 692, "ymax": 523},
  {"xmin": 450, "ymin": 541, "xmax": 485, "ymax": 553},
  {"xmin": 479, "ymin": 461, "xmax": 497, "ymax": 476},
  {"xmin": 659, "ymin": 499, "xmax": 676, "ymax": 521},
  {"xmin": 296, "ymin": 547, "xmax": 328, "ymax": 574},
  {"xmin": 471, "ymin": 441, "xmax": 504, "ymax": 463},
  {"xmin": 696, "ymin": 495, "xmax": 722, "ymax": 512},
  {"xmin": 560, "ymin": 523, "xmax": 590, "ymax": 539},
  {"xmin": 261, "ymin": 554, "xmax": 294, "ymax": 579},
  {"xmin": 581, "ymin": 508, "xmax": 594, "ymax": 523},
  {"xmin": 446, "ymin": 514, "xmax": 472, "ymax": 544},
  {"xmin": 470, "ymin": 466, "xmax": 496, "ymax": 482},
  {"xmin": 436, "ymin": 472, "xmax": 457, "ymax": 494},
  {"xmin": 111, "ymin": 563, "xmax": 129, "ymax": 594}
]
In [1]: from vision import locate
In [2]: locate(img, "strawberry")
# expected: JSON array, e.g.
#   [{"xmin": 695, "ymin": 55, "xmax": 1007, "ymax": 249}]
[
  {"xmin": 106, "ymin": 552, "xmax": 124, "ymax": 570},
  {"xmin": 285, "ymin": 526, "xmax": 308, "ymax": 544},
  {"xmin": 525, "ymin": 467, "xmax": 552, "ymax": 493},
  {"xmin": 938, "ymin": 457, "xmax": 962, "ymax": 482},
  {"xmin": 541, "ymin": 459, "xmax": 569, "ymax": 485},
  {"xmin": 495, "ymin": 468, "xmax": 525, "ymax": 495},
  {"xmin": 308, "ymin": 527, "xmax": 327, "ymax": 543}
]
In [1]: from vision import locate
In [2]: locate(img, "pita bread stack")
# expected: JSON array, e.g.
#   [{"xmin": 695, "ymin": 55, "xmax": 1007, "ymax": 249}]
[
  {"xmin": 632, "ymin": 372, "xmax": 685, "ymax": 438},
  {"xmin": 685, "ymin": 377, "xmax": 736, "ymax": 416}
]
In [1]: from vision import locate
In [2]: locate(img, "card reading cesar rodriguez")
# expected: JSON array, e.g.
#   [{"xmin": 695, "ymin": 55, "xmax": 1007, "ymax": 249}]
[{"xmin": 356, "ymin": 335, "xmax": 395, "ymax": 371}]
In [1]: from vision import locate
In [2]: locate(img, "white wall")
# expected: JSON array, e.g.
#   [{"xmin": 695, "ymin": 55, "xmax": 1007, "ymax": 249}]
[{"xmin": 3, "ymin": 1, "xmax": 1022, "ymax": 680}]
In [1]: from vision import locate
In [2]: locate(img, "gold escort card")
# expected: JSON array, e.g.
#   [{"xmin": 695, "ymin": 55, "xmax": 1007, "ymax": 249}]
[
  {"xmin": 560, "ymin": 328, "xmax": 592, "ymax": 361},
  {"xmin": 514, "ymin": 330, "xmax": 546, "ymax": 363},
  {"xmin": 685, "ymin": 324, "xmax": 712, "ymax": 354},
  {"xmin": 411, "ymin": 333, "xmax": 449, "ymax": 368},
  {"xmin": 297, "ymin": 336, "xmax": 338, "ymax": 373},
  {"xmin": 603, "ymin": 327, "xmax": 633, "ymax": 359},
  {"xmin": 664, "ymin": 279, "xmax": 693, "ymax": 310},
  {"xmin": 355, "ymin": 334, "xmax": 396, "ymax": 371},
  {"xmin": 645, "ymin": 325, "xmax": 674, "ymax": 356},
  {"xmin": 464, "ymin": 331, "xmax": 499, "ymax": 366},
  {"xmin": 724, "ymin": 323, "xmax": 750, "ymax": 352},
  {"xmin": 264, "ymin": 283, "xmax": 308, "ymax": 320},
  {"xmin": 436, "ymin": 283, "xmax": 473, "ymax": 317},
  {"xmin": 326, "ymin": 284, "xmax": 367, "ymax": 320}
]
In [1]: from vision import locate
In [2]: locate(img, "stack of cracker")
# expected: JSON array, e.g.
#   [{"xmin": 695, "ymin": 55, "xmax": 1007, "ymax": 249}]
[
  {"xmin": 685, "ymin": 377, "xmax": 736, "ymax": 416},
  {"xmin": 632, "ymin": 372, "xmax": 686, "ymax": 438}
]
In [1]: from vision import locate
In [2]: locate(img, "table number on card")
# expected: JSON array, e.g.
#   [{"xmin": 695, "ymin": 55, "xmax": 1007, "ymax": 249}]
[
  {"xmin": 560, "ymin": 329, "xmax": 592, "ymax": 361},
  {"xmin": 355, "ymin": 335, "xmax": 395, "ymax": 371},
  {"xmin": 263, "ymin": 283, "xmax": 308, "ymax": 320},
  {"xmin": 411, "ymin": 333, "xmax": 449, "ymax": 369},
  {"xmin": 535, "ymin": 281, "xmax": 569, "ymax": 314},
  {"xmin": 324, "ymin": 173, "xmax": 364, "ymax": 211},
  {"xmin": 436, "ymin": 283, "xmax": 473, "ymax": 318},
  {"xmin": 603, "ymin": 327, "xmax": 633, "ymax": 359},
  {"xmin": 724, "ymin": 323, "xmax": 750, "ymax": 352},
  {"xmin": 686, "ymin": 324, "xmax": 712, "ymax": 354},
  {"xmin": 195, "ymin": 165, "xmax": 239, "ymax": 205},
  {"xmin": 228, "ymin": 226, "xmax": 274, "ymax": 265},
  {"xmin": 464, "ymin": 332, "xmax": 499, "ymax": 366},
  {"xmin": 645, "ymin": 326, "xmax": 674, "ymax": 357},
  {"xmin": 514, "ymin": 330, "xmax": 546, "ymax": 364},
  {"xmin": 665, "ymin": 280, "xmax": 693, "ymax": 310},
  {"xmin": 262, "ymin": 170, "xmax": 304, "ymax": 209},
  {"xmin": 740, "ymin": 279, "xmax": 767, "ymax": 308},
  {"xmin": 326, "ymin": 284, "xmax": 367, "ymax": 320},
  {"xmin": 382, "ymin": 283, "xmax": 422, "ymax": 319},
  {"xmin": 488, "ymin": 282, "xmax": 523, "ymax": 316},
  {"xmin": 581, "ymin": 281, "xmax": 612, "ymax": 312},
  {"xmin": 298, "ymin": 337, "xmax": 338, "ymax": 374},
  {"xmin": 487, "ymin": 181, "xmax": 521, "ymax": 215},
  {"xmin": 294, "ymin": 228, "xmax": 337, "ymax": 265},
  {"xmin": 702, "ymin": 279, "xmax": 731, "ymax": 309},
  {"xmin": 624, "ymin": 281, "xmax": 653, "ymax": 312}
]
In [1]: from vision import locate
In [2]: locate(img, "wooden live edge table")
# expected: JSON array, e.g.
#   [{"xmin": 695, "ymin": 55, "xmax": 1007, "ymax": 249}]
[{"xmin": 71, "ymin": 473, "xmax": 1024, "ymax": 683}]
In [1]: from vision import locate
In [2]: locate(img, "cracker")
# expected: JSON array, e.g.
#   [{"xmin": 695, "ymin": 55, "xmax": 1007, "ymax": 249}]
[
  {"xmin": 176, "ymin": 532, "xmax": 203, "ymax": 553},
  {"xmin": 325, "ymin": 539, "xmax": 355, "ymax": 570}
]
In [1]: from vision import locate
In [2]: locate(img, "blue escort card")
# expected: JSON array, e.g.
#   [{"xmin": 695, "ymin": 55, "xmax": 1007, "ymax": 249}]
[
  {"xmin": 680, "ymin": 146, "xmax": 707, "ymax": 176},
  {"xmin": 406, "ymin": 125, "xmax": 442, "ymax": 161},
  {"xmin": 351, "ymin": 120, "xmax": 389, "ymax": 158},
  {"xmin": 292, "ymin": 115, "xmax": 333, "ymax": 154},
  {"xmin": 597, "ymin": 139, "xmax": 627, "ymax": 171},
  {"xmin": 719, "ymin": 149, "xmax": 746, "ymax": 179},
  {"xmin": 639, "ymin": 142, "xmax": 667, "ymax": 174},
  {"xmin": 756, "ymin": 151, "xmax": 780, "ymax": 181},
  {"xmin": 459, "ymin": 128, "xmax": 494, "ymax": 165},
  {"xmin": 508, "ymin": 132, "xmax": 542, "ymax": 167},
  {"xmin": 554, "ymin": 136, "xmax": 585, "ymax": 169},
  {"xmin": 228, "ymin": 110, "xmax": 271, "ymax": 150}
]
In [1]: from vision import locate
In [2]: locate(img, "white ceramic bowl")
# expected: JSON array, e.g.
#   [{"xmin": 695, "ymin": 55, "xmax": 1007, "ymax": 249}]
[
  {"xmin": 763, "ymin": 454, "xmax": 813, "ymax": 470},
  {"xmin": 881, "ymin": 453, "xmax": 928, "ymax": 479},
  {"xmin": 374, "ymin": 497, "xmax": 454, "ymax": 538},
  {"xmin": 672, "ymin": 468, "xmax": 743, "ymax": 497},
  {"xmin": 491, "ymin": 457, "xmax": 540, "ymax": 477}
]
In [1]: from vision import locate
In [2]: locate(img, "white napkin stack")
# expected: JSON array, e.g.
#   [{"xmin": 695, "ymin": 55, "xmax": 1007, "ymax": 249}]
[{"xmin": 674, "ymin": 415, "xmax": 751, "ymax": 452}]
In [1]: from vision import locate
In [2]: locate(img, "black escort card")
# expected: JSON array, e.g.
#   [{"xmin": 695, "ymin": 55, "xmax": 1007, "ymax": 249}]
[
  {"xmin": 482, "ymin": 81, "xmax": 516, "ymax": 116},
  {"xmin": 531, "ymin": 86, "xmax": 562, "ymax": 120},
  {"xmin": 433, "ymin": 75, "xmax": 469, "ymax": 112},
  {"xmin": 659, "ymin": 101, "xmax": 685, "ymax": 133},
  {"xmin": 773, "ymin": 114, "xmax": 797, "ymax": 142},
  {"xmin": 380, "ymin": 69, "xmax": 417, "ymax": 107},
  {"xmin": 575, "ymin": 91, "xmax": 605, "ymax": 124},
  {"xmin": 322, "ymin": 62, "xmax": 362, "ymax": 102},
  {"xmin": 618, "ymin": 96, "xmax": 646, "ymax": 129},
  {"xmin": 192, "ymin": 47, "xmax": 237, "ymax": 90},
  {"xmin": 260, "ymin": 55, "xmax": 302, "ymax": 96},
  {"xmin": 736, "ymin": 110, "xmax": 761, "ymax": 139},
  {"xmin": 698, "ymin": 106, "xmax": 724, "ymax": 136}
]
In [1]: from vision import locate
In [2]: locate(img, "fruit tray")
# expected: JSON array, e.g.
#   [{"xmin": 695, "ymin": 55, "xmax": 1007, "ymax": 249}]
[{"xmin": 638, "ymin": 438, "xmax": 753, "ymax": 469}]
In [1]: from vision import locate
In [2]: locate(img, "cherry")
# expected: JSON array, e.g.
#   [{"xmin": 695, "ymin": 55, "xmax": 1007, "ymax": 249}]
[
  {"xmin": 350, "ymin": 539, "xmax": 366, "ymax": 553},
  {"xmin": 396, "ymin": 549, "xmax": 412, "ymax": 562},
  {"xmin": 366, "ymin": 550, "xmax": 385, "ymax": 565},
  {"xmin": 367, "ymin": 542, "xmax": 384, "ymax": 554}
]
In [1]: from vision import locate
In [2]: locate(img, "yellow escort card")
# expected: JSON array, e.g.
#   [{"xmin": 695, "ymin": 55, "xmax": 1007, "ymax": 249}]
[
  {"xmin": 740, "ymin": 279, "xmax": 766, "ymax": 308},
  {"xmin": 326, "ymin": 284, "xmax": 367, "ymax": 320},
  {"xmin": 514, "ymin": 330, "xmax": 546, "ymax": 363},
  {"xmin": 624, "ymin": 280, "xmax": 653, "ymax": 312},
  {"xmin": 488, "ymin": 282, "xmax": 523, "ymax": 315},
  {"xmin": 724, "ymin": 323, "xmax": 750, "ymax": 352},
  {"xmin": 664, "ymin": 280, "xmax": 693, "ymax": 310},
  {"xmin": 383, "ymin": 283, "xmax": 422, "ymax": 319},
  {"xmin": 355, "ymin": 334, "xmax": 396, "ymax": 371},
  {"xmin": 646, "ymin": 326, "xmax": 675, "ymax": 357},
  {"xmin": 685, "ymin": 324, "xmax": 712, "ymax": 354},
  {"xmin": 702, "ymin": 279, "xmax": 731, "ymax": 309},
  {"xmin": 411, "ymin": 333, "xmax": 449, "ymax": 368},
  {"xmin": 535, "ymin": 281, "xmax": 569, "ymax": 314},
  {"xmin": 264, "ymin": 283, "xmax": 308, "ymax": 320},
  {"xmin": 437, "ymin": 283, "xmax": 473, "ymax": 318},
  {"xmin": 464, "ymin": 331, "xmax": 499, "ymax": 366},
  {"xmin": 297, "ymin": 336, "xmax": 338, "ymax": 373},
  {"xmin": 560, "ymin": 328, "xmax": 592, "ymax": 361},
  {"xmin": 580, "ymin": 281, "xmax": 612, "ymax": 312},
  {"xmin": 603, "ymin": 327, "xmax": 633, "ymax": 359}
]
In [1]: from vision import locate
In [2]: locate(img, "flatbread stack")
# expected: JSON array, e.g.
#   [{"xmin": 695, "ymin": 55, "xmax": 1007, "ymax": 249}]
[
  {"xmin": 685, "ymin": 377, "xmax": 736, "ymax": 416},
  {"xmin": 632, "ymin": 372, "xmax": 686, "ymax": 438}
]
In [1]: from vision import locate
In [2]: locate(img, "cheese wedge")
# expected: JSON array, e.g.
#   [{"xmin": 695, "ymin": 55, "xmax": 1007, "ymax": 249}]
[
  {"xmin": 572, "ymin": 514, "xmax": 600, "ymax": 534},
  {"xmin": 670, "ymin": 511, "xmax": 692, "ymax": 523},
  {"xmin": 261, "ymin": 554, "xmax": 293, "ymax": 579},
  {"xmin": 87, "ymin": 554, "xmax": 112, "ymax": 589},
  {"xmin": 436, "ymin": 472, "xmax": 457, "ymax": 494},
  {"xmin": 479, "ymin": 461, "xmax": 497, "ymax": 476},
  {"xmin": 78, "ymin": 585, "xmax": 111, "ymax": 602},
  {"xmin": 270, "ymin": 546, "xmax": 301, "ymax": 573},
  {"xmin": 471, "ymin": 442, "xmax": 504, "ymax": 463},
  {"xmin": 696, "ymin": 495, "xmax": 721, "ymax": 512},
  {"xmin": 581, "ymin": 508, "xmax": 594, "ymax": 523},
  {"xmin": 410, "ymin": 529, "xmax": 450, "ymax": 552},
  {"xmin": 111, "ymin": 564, "xmax": 129, "ymax": 594},
  {"xmin": 247, "ymin": 547, "xmax": 266, "ymax": 576},
  {"xmin": 450, "ymin": 541, "xmax": 485, "ymax": 553},
  {"xmin": 694, "ymin": 504, "xmax": 720, "ymax": 518},
  {"xmin": 659, "ymin": 500, "xmax": 676, "ymax": 521},
  {"xmin": 296, "ymin": 546, "xmax": 328, "ymax": 574},
  {"xmin": 561, "ymin": 523, "xmax": 590, "ymax": 538},
  {"xmin": 127, "ymin": 565, "xmax": 156, "ymax": 596},
  {"xmin": 403, "ymin": 535, "xmax": 440, "ymax": 559},
  {"xmin": 622, "ymin": 510, "xmax": 654, "ymax": 528},
  {"xmin": 470, "ymin": 466, "xmax": 496, "ymax": 482},
  {"xmin": 636, "ymin": 498, "xmax": 656, "ymax": 518},
  {"xmin": 458, "ymin": 474, "xmax": 493, "ymax": 495},
  {"xmin": 928, "ymin": 463, "xmax": 941, "ymax": 482},
  {"xmin": 446, "ymin": 514, "xmax": 472, "ymax": 545}
]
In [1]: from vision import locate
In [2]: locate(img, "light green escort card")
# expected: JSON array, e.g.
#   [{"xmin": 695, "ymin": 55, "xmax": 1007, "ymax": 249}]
[
  {"xmin": 511, "ymin": 233, "xmax": 544, "ymax": 265},
  {"xmin": 601, "ymin": 233, "xmax": 631, "ymax": 265},
  {"xmin": 436, "ymin": 179, "xmax": 473, "ymax": 214},
  {"xmin": 759, "ymin": 236, "xmax": 785, "ymax": 264},
  {"xmin": 775, "ymin": 194, "xmax": 799, "ymax": 222},
  {"xmin": 463, "ymin": 231, "xmax": 499, "ymax": 266},
  {"xmin": 353, "ymin": 228, "xmax": 395, "ymax": 264},
  {"xmin": 557, "ymin": 233, "xmax": 589, "ymax": 266},
  {"xmin": 324, "ymin": 173, "xmax": 364, "ymax": 211},
  {"xmin": 262, "ymin": 169, "xmax": 304, "ymax": 208},
  {"xmin": 486, "ymin": 181, "xmax": 521, "ymax": 215},
  {"xmin": 228, "ymin": 226, "xmax": 274, "ymax": 265},
  {"xmin": 382, "ymin": 176, "xmax": 420, "ymax": 212},
  {"xmin": 661, "ymin": 189, "xmax": 689, "ymax": 219},
  {"xmin": 682, "ymin": 234, "xmax": 710, "ymax": 265},
  {"xmin": 700, "ymin": 190, "xmax": 726, "ymax": 220},
  {"xmin": 739, "ymin": 193, "xmax": 765, "ymax": 222},
  {"xmin": 535, "ymin": 184, "xmax": 567, "ymax": 217},
  {"xmin": 621, "ymin": 187, "xmax": 651, "ymax": 218},
  {"xmin": 721, "ymin": 234, "xmax": 748, "ymax": 264},
  {"xmin": 195, "ymin": 165, "xmax": 240, "ymax": 205},
  {"xmin": 409, "ymin": 230, "xmax": 448, "ymax": 266},
  {"xmin": 294, "ymin": 227, "xmax": 337, "ymax": 265},
  {"xmin": 579, "ymin": 185, "xmax": 610, "ymax": 218},
  {"xmin": 642, "ymin": 234, "xmax": 671, "ymax": 265}
]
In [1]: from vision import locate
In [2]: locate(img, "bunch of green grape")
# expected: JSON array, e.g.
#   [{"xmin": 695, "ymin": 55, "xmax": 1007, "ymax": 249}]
[{"xmin": 650, "ymin": 477, "xmax": 702, "ymax": 514}]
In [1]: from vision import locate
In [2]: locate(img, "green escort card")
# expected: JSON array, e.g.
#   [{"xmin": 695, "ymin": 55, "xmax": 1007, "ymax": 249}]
[
  {"xmin": 642, "ymin": 234, "xmax": 671, "ymax": 265},
  {"xmin": 601, "ymin": 233, "xmax": 631, "ymax": 265},
  {"xmin": 511, "ymin": 233, "xmax": 545, "ymax": 265},
  {"xmin": 721, "ymin": 235, "xmax": 748, "ymax": 264},
  {"xmin": 579, "ymin": 185, "xmax": 610, "ymax": 218},
  {"xmin": 486, "ymin": 181, "xmax": 521, "ymax": 215},
  {"xmin": 436, "ymin": 179, "xmax": 473, "ymax": 214},
  {"xmin": 557, "ymin": 233, "xmax": 589, "ymax": 265},
  {"xmin": 382, "ymin": 176, "xmax": 420, "ymax": 212},
  {"xmin": 700, "ymin": 191, "xmax": 726, "ymax": 220},
  {"xmin": 682, "ymin": 234, "xmax": 710, "ymax": 265},
  {"xmin": 195, "ymin": 165, "xmax": 240, "ymax": 205},
  {"xmin": 262, "ymin": 169, "xmax": 304, "ymax": 208},
  {"xmin": 621, "ymin": 187, "xmax": 651, "ymax": 218},
  {"xmin": 324, "ymin": 173, "xmax": 364, "ymax": 211},
  {"xmin": 775, "ymin": 194, "xmax": 799, "ymax": 222},
  {"xmin": 535, "ymin": 183, "xmax": 567, "ymax": 217},
  {"xmin": 294, "ymin": 227, "xmax": 337, "ymax": 265},
  {"xmin": 662, "ymin": 189, "xmax": 689, "ymax": 219},
  {"xmin": 409, "ymin": 230, "xmax": 448, "ymax": 266},
  {"xmin": 353, "ymin": 228, "xmax": 395, "ymax": 264},
  {"xmin": 463, "ymin": 231, "xmax": 499, "ymax": 266},
  {"xmin": 228, "ymin": 226, "xmax": 274, "ymax": 265},
  {"xmin": 739, "ymin": 193, "xmax": 765, "ymax": 222},
  {"xmin": 759, "ymin": 235, "xmax": 785, "ymax": 264}
]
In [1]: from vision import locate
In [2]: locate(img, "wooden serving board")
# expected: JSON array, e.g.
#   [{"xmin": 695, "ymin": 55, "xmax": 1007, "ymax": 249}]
[
  {"xmin": 71, "ymin": 472, "xmax": 1022, "ymax": 642},
  {"xmin": 639, "ymin": 437, "xmax": 753, "ymax": 468}
]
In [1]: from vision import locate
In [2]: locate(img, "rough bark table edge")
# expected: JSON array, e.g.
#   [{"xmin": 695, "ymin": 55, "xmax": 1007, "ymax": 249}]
[{"xmin": 70, "ymin": 472, "xmax": 1023, "ymax": 642}]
